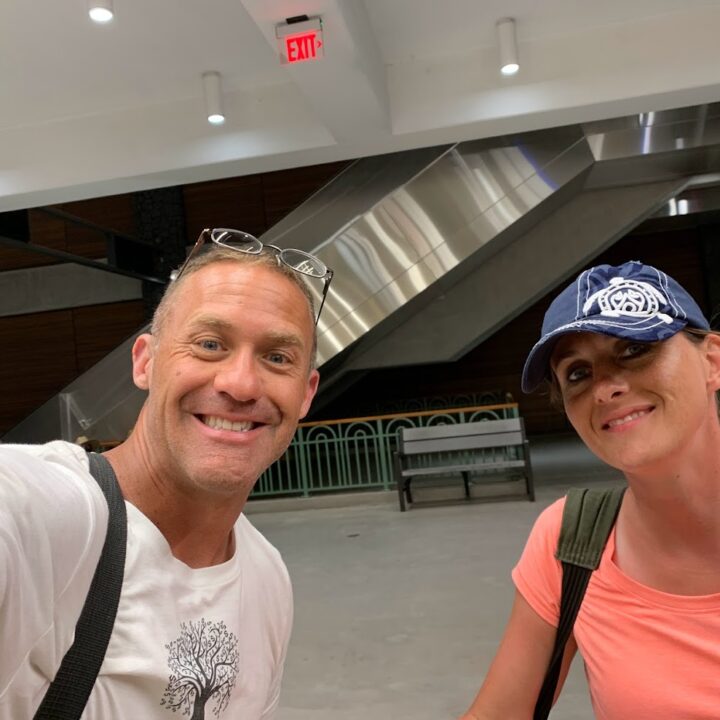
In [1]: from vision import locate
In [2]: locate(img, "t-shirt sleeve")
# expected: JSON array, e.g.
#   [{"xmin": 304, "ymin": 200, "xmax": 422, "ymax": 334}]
[
  {"xmin": 238, "ymin": 514, "xmax": 294, "ymax": 720},
  {"xmin": 0, "ymin": 444, "xmax": 107, "ymax": 705},
  {"xmin": 259, "ymin": 574, "xmax": 293, "ymax": 720},
  {"xmin": 511, "ymin": 497, "xmax": 565, "ymax": 628}
]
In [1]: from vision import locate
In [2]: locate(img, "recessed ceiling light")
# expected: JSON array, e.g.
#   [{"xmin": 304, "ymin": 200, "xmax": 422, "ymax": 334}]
[{"xmin": 89, "ymin": 0, "xmax": 114, "ymax": 23}]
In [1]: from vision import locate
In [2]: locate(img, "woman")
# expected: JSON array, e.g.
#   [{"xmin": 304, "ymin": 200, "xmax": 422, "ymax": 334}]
[{"xmin": 461, "ymin": 260, "xmax": 720, "ymax": 720}]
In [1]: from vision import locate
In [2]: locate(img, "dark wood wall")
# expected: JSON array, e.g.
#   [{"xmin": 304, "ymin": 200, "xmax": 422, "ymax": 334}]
[
  {"xmin": 0, "ymin": 161, "xmax": 348, "ymax": 435},
  {"xmin": 0, "ymin": 301, "xmax": 148, "ymax": 433}
]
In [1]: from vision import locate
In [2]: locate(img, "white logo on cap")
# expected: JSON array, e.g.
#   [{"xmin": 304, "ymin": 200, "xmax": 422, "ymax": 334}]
[{"xmin": 583, "ymin": 277, "xmax": 673, "ymax": 323}]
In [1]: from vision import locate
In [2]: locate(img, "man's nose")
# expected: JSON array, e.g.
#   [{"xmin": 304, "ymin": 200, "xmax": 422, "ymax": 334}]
[{"xmin": 213, "ymin": 351, "xmax": 262, "ymax": 401}]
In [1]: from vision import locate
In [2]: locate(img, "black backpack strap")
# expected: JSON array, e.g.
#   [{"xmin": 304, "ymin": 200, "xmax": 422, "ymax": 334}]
[
  {"xmin": 34, "ymin": 452, "xmax": 127, "ymax": 720},
  {"xmin": 533, "ymin": 486, "xmax": 625, "ymax": 720}
]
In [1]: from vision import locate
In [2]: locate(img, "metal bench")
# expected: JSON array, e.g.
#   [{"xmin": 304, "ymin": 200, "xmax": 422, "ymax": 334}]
[{"xmin": 393, "ymin": 418, "xmax": 535, "ymax": 511}]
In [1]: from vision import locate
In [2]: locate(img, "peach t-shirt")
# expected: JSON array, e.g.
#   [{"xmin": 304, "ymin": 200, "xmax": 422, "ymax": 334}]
[{"xmin": 513, "ymin": 497, "xmax": 720, "ymax": 719}]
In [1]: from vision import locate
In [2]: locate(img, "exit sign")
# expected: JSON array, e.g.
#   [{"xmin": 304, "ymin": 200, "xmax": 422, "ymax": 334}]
[{"xmin": 276, "ymin": 16, "xmax": 324, "ymax": 65}]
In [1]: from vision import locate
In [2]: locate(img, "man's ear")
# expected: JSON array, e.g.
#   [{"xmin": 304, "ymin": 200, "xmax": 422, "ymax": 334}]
[
  {"xmin": 299, "ymin": 369, "xmax": 320, "ymax": 419},
  {"xmin": 132, "ymin": 334, "xmax": 155, "ymax": 391}
]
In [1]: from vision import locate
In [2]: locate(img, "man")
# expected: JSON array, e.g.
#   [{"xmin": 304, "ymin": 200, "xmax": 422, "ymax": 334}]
[{"xmin": 0, "ymin": 229, "xmax": 331, "ymax": 718}]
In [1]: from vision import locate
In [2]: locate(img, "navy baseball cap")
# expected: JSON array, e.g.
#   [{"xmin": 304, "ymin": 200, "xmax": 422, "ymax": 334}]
[{"xmin": 521, "ymin": 260, "xmax": 710, "ymax": 392}]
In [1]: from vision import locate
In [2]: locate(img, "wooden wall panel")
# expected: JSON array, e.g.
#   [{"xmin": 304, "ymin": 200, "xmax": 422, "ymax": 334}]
[
  {"xmin": 0, "ymin": 310, "xmax": 78, "ymax": 433},
  {"xmin": 0, "ymin": 195, "xmax": 138, "ymax": 273},
  {"xmin": 0, "ymin": 211, "xmax": 67, "ymax": 271},
  {"xmin": 62, "ymin": 194, "xmax": 137, "ymax": 258},
  {"xmin": 73, "ymin": 300, "xmax": 147, "ymax": 372},
  {"xmin": 0, "ymin": 300, "xmax": 147, "ymax": 434},
  {"xmin": 183, "ymin": 176, "xmax": 266, "ymax": 241}
]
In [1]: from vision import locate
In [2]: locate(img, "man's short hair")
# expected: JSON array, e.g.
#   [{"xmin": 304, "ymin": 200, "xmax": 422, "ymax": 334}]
[{"xmin": 150, "ymin": 245, "xmax": 318, "ymax": 369}]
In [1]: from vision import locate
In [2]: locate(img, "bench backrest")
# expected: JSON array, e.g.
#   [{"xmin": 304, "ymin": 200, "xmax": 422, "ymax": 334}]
[{"xmin": 398, "ymin": 418, "xmax": 525, "ymax": 456}]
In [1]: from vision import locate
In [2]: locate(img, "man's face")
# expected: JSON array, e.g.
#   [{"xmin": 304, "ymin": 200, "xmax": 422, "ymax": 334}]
[{"xmin": 132, "ymin": 261, "xmax": 319, "ymax": 500}]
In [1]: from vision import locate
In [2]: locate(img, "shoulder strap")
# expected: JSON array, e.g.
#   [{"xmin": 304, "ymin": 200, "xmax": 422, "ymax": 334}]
[
  {"xmin": 556, "ymin": 486, "xmax": 627, "ymax": 568},
  {"xmin": 34, "ymin": 452, "xmax": 127, "ymax": 720},
  {"xmin": 533, "ymin": 486, "xmax": 625, "ymax": 720}
]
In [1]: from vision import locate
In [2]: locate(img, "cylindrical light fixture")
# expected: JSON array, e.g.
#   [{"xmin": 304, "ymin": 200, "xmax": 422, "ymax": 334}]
[
  {"xmin": 88, "ymin": 0, "xmax": 114, "ymax": 23},
  {"xmin": 496, "ymin": 17, "xmax": 519, "ymax": 76},
  {"xmin": 202, "ymin": 71, "xmax": 225, "ymax": 125}
]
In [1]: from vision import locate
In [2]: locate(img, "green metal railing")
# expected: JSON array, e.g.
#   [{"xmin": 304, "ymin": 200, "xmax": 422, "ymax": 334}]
[{"xmin": 252, "ymin": 403, "xmax": 520, "ymax": 498}]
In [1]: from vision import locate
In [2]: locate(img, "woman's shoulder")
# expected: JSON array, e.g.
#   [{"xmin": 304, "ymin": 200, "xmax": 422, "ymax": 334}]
[
  {"xmin": 512, "ymin": 497, "xmax": 567, "ymax": 625},
  {"xmin": 532, "ymin": 496, "xmax": 566, "ymax": 537}
]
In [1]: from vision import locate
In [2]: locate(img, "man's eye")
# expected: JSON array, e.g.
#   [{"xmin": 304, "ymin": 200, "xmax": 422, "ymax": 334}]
[
  {"xmin": 198, "ymin": 339, "xmax": 222, "ymax": 352},
  {"xmin": 267, "ymin": 352, "xmax": 290, "ymax": 365}
]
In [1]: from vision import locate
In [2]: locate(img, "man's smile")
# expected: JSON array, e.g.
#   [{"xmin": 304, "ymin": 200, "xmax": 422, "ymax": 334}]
[{"xmin": 199, "ymin": 415, "xmax": 257, "ymax": 432}]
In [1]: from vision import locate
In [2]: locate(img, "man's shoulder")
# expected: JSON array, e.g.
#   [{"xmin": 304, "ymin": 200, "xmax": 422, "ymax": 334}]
[
  {"xmin": 1, "ymin": 439, "xmax": 89, "ymax": 473},
  {"xmin": 235, "ymin": 515, "xmax": 290, "ymax": 582},
  {"xmin": 236, "ymin": 514, "xmax": 284, "ymax": 560},
  {"xmin": 0, "ymin": 439, "xmax": 106, "ymax": 525}
]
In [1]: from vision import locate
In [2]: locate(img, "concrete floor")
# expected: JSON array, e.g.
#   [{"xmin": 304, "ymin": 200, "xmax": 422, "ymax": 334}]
[{"xmin": 248, "ymin": 435, "xmax": 624, "ymax": 720}]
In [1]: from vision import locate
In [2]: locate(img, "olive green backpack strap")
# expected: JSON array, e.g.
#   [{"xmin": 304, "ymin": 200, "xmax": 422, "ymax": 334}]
[{"xmin": 533, "ymin": 486, "xmax": 626, "ymax": 720}]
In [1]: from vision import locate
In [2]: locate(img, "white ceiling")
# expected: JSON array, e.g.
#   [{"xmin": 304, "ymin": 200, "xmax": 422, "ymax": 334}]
[{"xmin": 2, "ymin": 0, "xmax": 719, "ymax": 211}]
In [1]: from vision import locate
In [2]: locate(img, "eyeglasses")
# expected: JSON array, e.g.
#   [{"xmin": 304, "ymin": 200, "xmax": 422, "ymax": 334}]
[{"xmin": 172, "ymin": 228, "xmax": 333, "ymax": 326}]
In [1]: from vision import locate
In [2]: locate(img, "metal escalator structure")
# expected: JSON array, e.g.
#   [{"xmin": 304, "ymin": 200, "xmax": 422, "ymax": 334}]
[{"xmin": 5, "ymin": 103, "xmax": 720, "ymax": 443}]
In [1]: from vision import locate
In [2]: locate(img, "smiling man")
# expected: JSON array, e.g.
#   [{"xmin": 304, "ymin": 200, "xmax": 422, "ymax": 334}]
[{"xmin": 0, "ymin": 229, "xmax": 331, "ymax": 719}]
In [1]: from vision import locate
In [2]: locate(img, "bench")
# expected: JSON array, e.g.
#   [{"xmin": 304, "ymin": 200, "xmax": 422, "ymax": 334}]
[{"xmin": 393, "ymin": 418, "xmax": 535, "ymax": 511}]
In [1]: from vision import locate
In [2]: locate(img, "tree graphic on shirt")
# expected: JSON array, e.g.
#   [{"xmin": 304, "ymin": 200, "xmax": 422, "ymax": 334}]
[{"xmin": 160, "ymin": 619, "xmax": 239, "ymax": 719}]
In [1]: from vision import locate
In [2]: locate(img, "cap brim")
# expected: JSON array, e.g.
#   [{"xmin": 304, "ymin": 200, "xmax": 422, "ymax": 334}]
[{"xmin": 521, "ymin": 316, "xmax": 688, "ymax": 393}]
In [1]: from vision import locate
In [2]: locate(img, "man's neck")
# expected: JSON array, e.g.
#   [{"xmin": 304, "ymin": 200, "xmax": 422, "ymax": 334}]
[{"xmin": 103, "ymin": 434, "xmax": 246, "ymax": 568}]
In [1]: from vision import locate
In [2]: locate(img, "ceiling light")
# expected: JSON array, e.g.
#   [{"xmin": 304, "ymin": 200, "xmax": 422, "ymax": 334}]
[
  {"xmin": 88, "ymin": 0, "xmax": 114, "ymax": 23},
  {"xmin": 202, "ymin": 72, "xmax": 225, "ymax": 125},
  {"xmin": 496, "ymin": 17, "xmax": 519, "ymax": 76}
]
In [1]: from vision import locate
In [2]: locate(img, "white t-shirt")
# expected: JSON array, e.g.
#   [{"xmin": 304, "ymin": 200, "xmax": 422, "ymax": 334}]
[{"xmin": 0, "ymin": 441, "xmax": 293, "ymax": 720}]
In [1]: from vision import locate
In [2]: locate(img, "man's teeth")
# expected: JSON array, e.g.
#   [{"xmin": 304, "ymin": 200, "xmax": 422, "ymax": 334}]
[
  {"xmin": 202, "ymin": 416, "xmax": 253, "ymax": 432},
  {"xmin": 607, "ymin": 410, "xmax": 648, "ymax": 429}
]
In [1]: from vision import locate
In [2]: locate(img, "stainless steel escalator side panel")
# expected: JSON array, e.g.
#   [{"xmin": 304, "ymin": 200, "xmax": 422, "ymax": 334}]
[
  {"xmin": 585, "ymin": 104, "xmax": 720, "ymax": 161},
  {"xmin": 260, "ymin": 146, "xmax": 454, "ymax": 253},
  {"xmin": 314, "ymin": 133, "xmax": 593, "ymax": 365}
]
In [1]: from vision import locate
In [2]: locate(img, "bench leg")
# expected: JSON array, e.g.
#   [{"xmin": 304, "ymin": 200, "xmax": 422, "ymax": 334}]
[
  {"xmin": 523, "ymin": 441, "xmax": 536, "ymax": 502},
  {"xmin": 462, "ymin": 471, "xmax": 471, "ymax": 500},
  {"xmin": 393, "ymin": 451, "xmax": 407, "ymax": 511},
  {"xmin": 525, "ymin": 470, "xmax": 536, "ymax": 502},
  {"xmin": 406, "ymin": 479, "xmax": 413, "ymax": 505}
]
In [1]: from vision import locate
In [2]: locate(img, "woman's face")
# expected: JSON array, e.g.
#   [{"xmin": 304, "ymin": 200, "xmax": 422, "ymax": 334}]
[{"xmin": 550, "ymin": 331, "xmax": 720, "ymax": 473}]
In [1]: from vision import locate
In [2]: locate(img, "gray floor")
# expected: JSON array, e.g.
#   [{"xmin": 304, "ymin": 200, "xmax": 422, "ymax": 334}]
[{"xmin": 247, "ymin": 435, "xmax": 624, "ymax": 720}]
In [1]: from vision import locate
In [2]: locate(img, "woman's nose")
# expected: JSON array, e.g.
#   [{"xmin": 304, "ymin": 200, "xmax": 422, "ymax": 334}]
[{"xmin": 591, "ymin": 365, "xmax": 629, "ymax": 403}]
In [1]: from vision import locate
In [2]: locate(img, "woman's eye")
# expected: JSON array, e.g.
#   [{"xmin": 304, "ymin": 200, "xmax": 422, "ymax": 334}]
[
  {"xmin": 621, "ymin": 342, "xmax": 651, "ymax": 359},
  {"xmin": 566, "ymin": 365, "xmax": 590, "ymax": 383}
]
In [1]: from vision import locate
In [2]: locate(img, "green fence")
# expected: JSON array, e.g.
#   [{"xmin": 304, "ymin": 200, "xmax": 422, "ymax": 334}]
[{"xmin": 252, "ymin": 403, "xmax": 519, "ymax": 498}]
